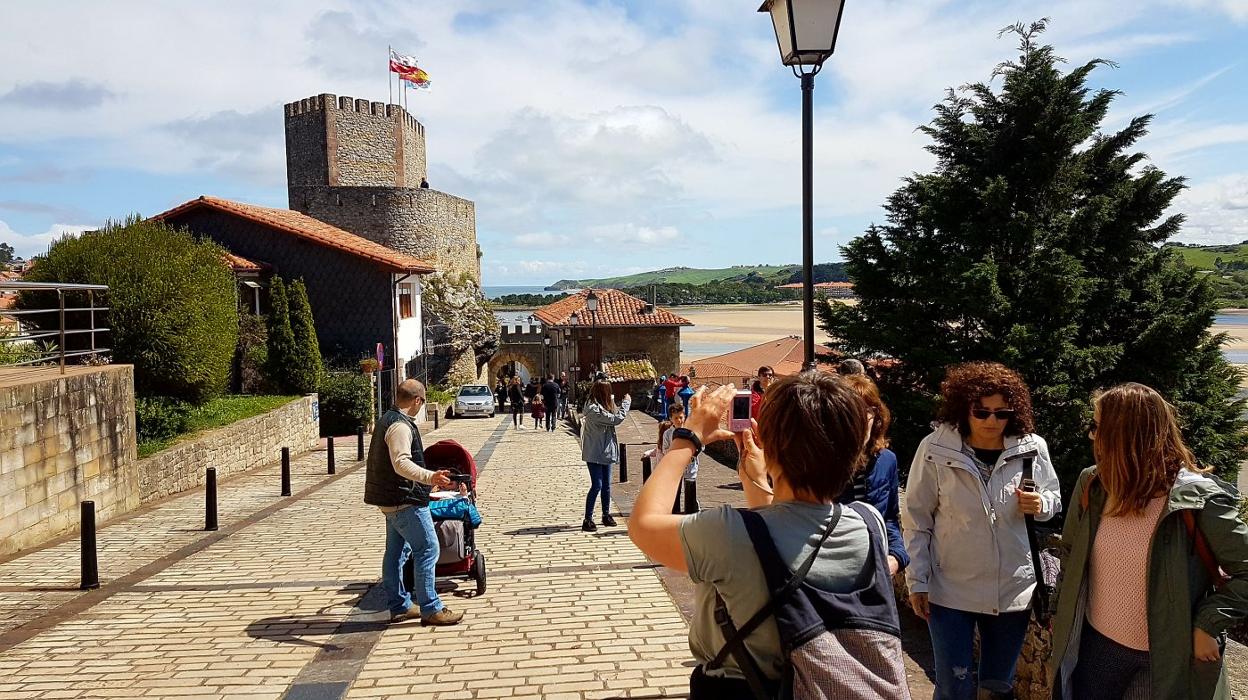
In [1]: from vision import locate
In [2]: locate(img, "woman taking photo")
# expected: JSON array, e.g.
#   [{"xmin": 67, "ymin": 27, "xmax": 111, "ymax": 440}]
[
  {"xmin": 507, "ymin": 376, "xmax": 524, "ymax": 429},
  {"xmin": 629, "ymin": 376, "xmax": 909, "ymax": 698},
  {"xmin": 839, "ymin": 374, "xmax": 908, "ymax": 575},
  {"xmin": 903, "ymin": 361, "xmax": 1061, "ymax": 700},
  {"xmin": 580, "ymin": 380, "xmax": 630, "ymax": 532},
  {"xmin": 1049, "ymin": 383, "xmax": 1248, "ymax": 699}
]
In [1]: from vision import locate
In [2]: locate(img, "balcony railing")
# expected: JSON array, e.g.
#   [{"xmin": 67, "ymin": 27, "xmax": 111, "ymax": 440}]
[{"xmin": 0, "ymin": 281, "xmax": 111, "ymax": 374}]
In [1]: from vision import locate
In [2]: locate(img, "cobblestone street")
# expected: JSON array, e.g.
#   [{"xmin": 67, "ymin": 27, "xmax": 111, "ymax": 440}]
[{"xmin": 0, "ymin": 416, "xmax": 693, "ymax": 700}]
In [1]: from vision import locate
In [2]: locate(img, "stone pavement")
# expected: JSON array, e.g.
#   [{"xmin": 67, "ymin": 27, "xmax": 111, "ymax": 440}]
[{"xmin": 0, "ymin": 417, "xmax": 693, "ymax": 700}]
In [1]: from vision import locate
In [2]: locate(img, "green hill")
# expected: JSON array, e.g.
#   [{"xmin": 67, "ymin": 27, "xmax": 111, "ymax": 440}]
[
  {"xmin": 1169, "ymin": 242, "xmax": 1248, "ymax": 308},
  {"xmin": 546, "ymin": 263, "xmax": 846, "ymax": 290}
]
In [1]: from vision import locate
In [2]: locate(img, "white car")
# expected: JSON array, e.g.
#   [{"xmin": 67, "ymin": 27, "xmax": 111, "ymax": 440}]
[{"xmin": 453, "ymin": 385, "xmax": 496, "ymax": 418}]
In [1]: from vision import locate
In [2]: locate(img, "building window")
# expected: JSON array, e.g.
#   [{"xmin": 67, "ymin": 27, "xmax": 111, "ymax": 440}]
[{"xmin": 398, "ymin": 286, "xmax": 414, "ymax": 319}]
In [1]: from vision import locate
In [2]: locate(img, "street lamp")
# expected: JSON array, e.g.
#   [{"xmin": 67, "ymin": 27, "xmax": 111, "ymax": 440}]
[
  {"xmin": 585, "ymin": 289, "xmax": 599, "ymax": 328},
  {"xmin": 758, "ymin": 0, "xmax": 847, "ymax": 371}
]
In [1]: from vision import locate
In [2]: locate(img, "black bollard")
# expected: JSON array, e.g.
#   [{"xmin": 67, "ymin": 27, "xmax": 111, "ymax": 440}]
[
  {"xmin": 641, "ymin": 454, "xmax": 652, "ymax": 482},
  {"xmin": 281, "ymin": 447, "xmax": 291, "ymax": 496},
  {"xmin": 619, "ymin": 443, "xmax": 628, "ymax": 483},
  {"xmin": 672, "ymin": 481, "xmax": 682, "ymax": 515},
  {"xmin": 433, "ymin": 409, "xmax": 440, "ymax": 429},
  {"xmin": 684, "ymin": 478, "xmax": 698, "ymax": 514},
  {"xmin": 205, "ymin": 468, "xmax": 218, "ymax": 531},
  {"xmin": 79, "ymin": 501, "xmax": 99, "ymax": 590},
  {"xmin": 327, "ymin": 437, "xmax": 336, "ymax": 475},
  {"xmin": 357, "ymin": 426, "xmax": 365, "ymax": 461}
]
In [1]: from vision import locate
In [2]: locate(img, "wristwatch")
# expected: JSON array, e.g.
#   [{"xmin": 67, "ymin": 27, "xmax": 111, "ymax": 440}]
[{"xmin": 671, "ymin": 427, "xmax": 703, "ymax": 456}]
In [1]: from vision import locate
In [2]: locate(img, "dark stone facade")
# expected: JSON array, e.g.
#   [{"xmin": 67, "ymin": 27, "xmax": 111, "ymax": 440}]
[{"xmin": 164, "ymin": 209, "xmax": 399, "ymax": 364}]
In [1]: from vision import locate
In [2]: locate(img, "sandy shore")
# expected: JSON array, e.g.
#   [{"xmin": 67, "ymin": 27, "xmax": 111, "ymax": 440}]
[{"xmin": 677, "ymin": 301, "xmax": 840, "ymax": 362}]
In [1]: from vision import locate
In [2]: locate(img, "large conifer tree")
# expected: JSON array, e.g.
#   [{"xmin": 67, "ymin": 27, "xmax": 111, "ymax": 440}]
[
  {"xmin": 820, "ymin": 21, "xmax": 1246, "ymax": 490},
  {"xmin": 265, "ymin": 276, "xmax": 298, "ymax": 394}
]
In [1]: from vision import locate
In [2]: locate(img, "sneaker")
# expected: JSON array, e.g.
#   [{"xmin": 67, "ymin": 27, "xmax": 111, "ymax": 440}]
[
  {"xmin": 602, "ymin": 514, "xmax": 617, "ymax": 527},
  {"xmin": 581, "ymin": 518, "xmax": 597, "ymax": 532},
  {"xmin": 389, "ymin": 606, "xmax": 422, "ymax": 623},
  {"xmin": 421, "ymin": 607, "xmax": 464, "ymax": 626}
]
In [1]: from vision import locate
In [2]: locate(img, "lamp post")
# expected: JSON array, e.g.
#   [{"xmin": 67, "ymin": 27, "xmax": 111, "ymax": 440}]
[
  {"xmin": 758, "ymin": 0, "xmax": 847, "ymax": 371},
  {"xmin": 569, "ymin": 312, "xmax": 580, "ymax": 404},
  {"xmin": 544, "ymin": 336, "xmax": 551, "ymax": 377}
]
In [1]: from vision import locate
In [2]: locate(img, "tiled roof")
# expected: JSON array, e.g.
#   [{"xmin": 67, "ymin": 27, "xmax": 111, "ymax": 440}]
[
  {"xmin": 601, "ymin": 357, "xmax": 658, "ymax": 383},
  {"xmin": 154, "ymin": 196, "xmax": 435, "ymax": 274},
  {"xmin": 222, "ymin": 252, "xmax": 267, "ymax": 272},
  {"xmin": 683, "ymin": 336, "xmax": 835, "ymax": 381},
  {"xmin": 533, "ymin": 288, "xmax": 692, "ymax": 328}
]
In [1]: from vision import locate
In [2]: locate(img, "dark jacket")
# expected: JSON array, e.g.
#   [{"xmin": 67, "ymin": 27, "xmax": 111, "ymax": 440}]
[
  {"xmin": 363, "ymin": 408, "xmax": 430, "ymax": 508},
  {"xmin": 839, "ymin": 448, "xmax": 909, "ymax": 570},
  {"xmin": 1049, "ymin": 467, "xmax": 1248, "ymax": 699},
  {"xmin": 524, "ymin": 382, "xmax": 538, "ymax": 400},
  {"xmin": 508, "ymin": 384, "xmax": 523, "ymax": 405},
  {"xmin": 541, "ymin": 380, "xmax": 560, "ymax": 405}
]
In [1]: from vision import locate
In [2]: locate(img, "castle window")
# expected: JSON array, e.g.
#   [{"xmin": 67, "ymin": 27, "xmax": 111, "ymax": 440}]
[{"xmin": 398, "ymin": 286, "xmax": 414, "ymax": 319}]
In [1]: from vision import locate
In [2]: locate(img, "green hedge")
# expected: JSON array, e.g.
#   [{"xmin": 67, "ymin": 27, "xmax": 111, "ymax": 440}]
[
  {"xmin": 319, "ymin": 371, "xmax": 374, "ymax": 437},
  {"xmin": 135, "ymin": 397, "xmax": 191, "ymax": 443}
]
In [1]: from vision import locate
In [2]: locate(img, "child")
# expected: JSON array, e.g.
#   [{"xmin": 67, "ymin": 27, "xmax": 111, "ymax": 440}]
[
  {"xmin": 531, "ymin": 399, "xmax": 545, "ymax": 430},
  {"xmin": 662, "ymin": 403, "xmax": 699, "ymax": 513},
  {"xmin": 645, "ymin": 420, "xmax": 672, "ymax": 473}
]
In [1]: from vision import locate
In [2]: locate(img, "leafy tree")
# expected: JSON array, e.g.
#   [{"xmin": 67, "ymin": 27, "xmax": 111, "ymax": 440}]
[
  {"xmin": 265, "ymin": 276, "xmax": 298, "ymax": 394},
  {"xmin": 820, "ymin": 21, "xmax": 1247, "ymax": 490},
  {"xmin": 0, "ymin": 242, "xmax": 14, "ymax": 264},
  {"xmin": 17, "ymin": 216, "xmax": 238, "ymax": 403},
  {"xmin": 286, "ymin": 278, "xmax": 323, "ymax": 394}
]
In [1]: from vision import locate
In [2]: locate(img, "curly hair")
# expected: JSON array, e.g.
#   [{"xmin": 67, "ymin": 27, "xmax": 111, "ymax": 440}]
[{"xmin": 936, "ymin": 362, "xmax": 1035, "ymax": 438}]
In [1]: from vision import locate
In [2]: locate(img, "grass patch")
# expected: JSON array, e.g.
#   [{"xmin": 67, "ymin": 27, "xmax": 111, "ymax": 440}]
[{"xmin": 138, "ymin": 394, "xmax": 300, "ymax": 457}]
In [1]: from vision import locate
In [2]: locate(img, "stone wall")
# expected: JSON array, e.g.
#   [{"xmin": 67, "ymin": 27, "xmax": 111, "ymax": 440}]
[
  {"xmin": 136, "ymin": 395, "xmax": 319, "ymax": 504},
  {"xmin": 599, "ymin": 327, "xmax": 682, "ymax": 378},
  {"xmin": 290, "ymin": 186, "xmax": 479, "ymax": 282},
  {"xmin": 0, "ymin": 366, "xmax": 137, "ymax": 557},
  {"xmin": 284, "ymin": 94, "xmax": 426, "ymax": 188}
]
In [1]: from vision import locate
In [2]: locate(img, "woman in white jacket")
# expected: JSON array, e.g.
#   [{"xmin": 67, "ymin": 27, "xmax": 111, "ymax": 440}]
[{"xmin": 903, "ymin": 362, "xmax": 1061, "ymax": 700}]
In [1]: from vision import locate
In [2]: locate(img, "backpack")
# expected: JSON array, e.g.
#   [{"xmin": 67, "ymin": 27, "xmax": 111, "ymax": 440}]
[{"xmin": 699, "ymin": 502, "xmax": 911, "ymax": 700}]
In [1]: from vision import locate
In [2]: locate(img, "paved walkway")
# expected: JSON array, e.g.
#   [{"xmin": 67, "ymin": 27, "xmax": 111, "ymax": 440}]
[{"xmin": 0, "ymin": 417, "xmax": 691, "ymax": 700}]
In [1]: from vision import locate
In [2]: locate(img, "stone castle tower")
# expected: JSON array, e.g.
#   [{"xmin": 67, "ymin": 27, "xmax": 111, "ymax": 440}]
[{"xmin": 283, "ymin": 93, "xmax": 479, "ymax": 282}]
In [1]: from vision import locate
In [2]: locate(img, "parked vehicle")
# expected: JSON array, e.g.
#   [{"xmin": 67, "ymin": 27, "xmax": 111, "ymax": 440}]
[{"xmin": 453, "ymin": 385, "xmax": 496, "ymax": 418}]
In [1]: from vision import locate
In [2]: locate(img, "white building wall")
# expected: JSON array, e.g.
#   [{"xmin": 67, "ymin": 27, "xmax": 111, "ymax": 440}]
[{"xmin": 393, "ymin": 275, "xmax": 426, "ymax": 422}]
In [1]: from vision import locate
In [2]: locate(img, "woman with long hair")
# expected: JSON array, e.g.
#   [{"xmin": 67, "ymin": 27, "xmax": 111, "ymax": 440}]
[
  {"xmin": 507, "ymin": 376, "xmax": 524, "ymax": 429},
  {"xmin": 1049, "ymin": 383, "xmax": 1248, "ymax": 699},
  {"xmin": 903, "ymin": 362, "xmax": 1061, "ymax": 700},
  {"xmin": 839, "ymin": 374, "xmax": 908, "ymax": 575},
  {"xmin": 579, "ymin": 380, "xmax": 630, "ymax": 532}
]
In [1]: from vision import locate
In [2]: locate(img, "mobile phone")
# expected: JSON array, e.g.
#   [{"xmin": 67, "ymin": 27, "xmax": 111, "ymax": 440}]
[
  {"xmin": 730, "ymin": 390, "xmax": 752, "ymax": 432},
  {"xmin": 1020, "ymin": 478, "xmax": 1037, "ymax": 493}
]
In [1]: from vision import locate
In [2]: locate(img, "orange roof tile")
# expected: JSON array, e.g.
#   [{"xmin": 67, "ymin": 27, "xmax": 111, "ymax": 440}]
[
  {"xmin": 221, "ymin": 252, "xmax": 267, "ymax": 272},
  {"xmin": 533, "ymin": 289, "xmax": 692, "ymax": 328},
  {"xmin": 683, "ymin": 336, "xmax": 836, "ymax": 380},
  {"xmin": 153, "ymin": 196, "xmax": 435, "ymax": 274}
]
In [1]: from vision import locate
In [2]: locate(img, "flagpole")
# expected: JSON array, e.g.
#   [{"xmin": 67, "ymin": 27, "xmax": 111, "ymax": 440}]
[{"xmin": 388, "ymin": 45, "xmax": 393, "ymax": 105}]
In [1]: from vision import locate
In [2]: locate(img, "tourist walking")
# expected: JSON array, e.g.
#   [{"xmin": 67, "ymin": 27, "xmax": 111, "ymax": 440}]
[
  {"xmin": 558, "ymin": 372, "xmax": 570, "ymax": 418},
  {"xmin": 579, "ymin": 380, "xmax": 630, "ymax": 532},
  {"xmin": 1049, "ymin": 383, "xmax": 1248, "ymax": 700},
  {"xmin": 663, "ymin": 373, "xmax": 682, "ymax": 418},
  {"xmin": 839, "ymin": 374, "xmax": 908, "ymax": 575},
  {"xmin": 541, "ymin": 375, "xmax": 560, "ymax": 431},
  {"xmin": 677, "ymin": 375, "xmax": 694, "ymax": 412},
  {"xmin": 363, "ymin": 379, "xmax": 464, "ymax": 626},
  {"xmin": 508, "ymin": 377, "xmax": 524, "ymax": 429},
  {"xmin": 495, "ymin": 379, "xmax": 507, "ymax": 411},
  {"xmin": 749, "ymin": 365, "xmax": 774, "ymax": 420},
  {"xmin": 662, "ymin": 403, "xmax": 699, "ymax": 513},
  {"xmin": 524, "ymin": 376, "xmax": 539, "ymax": 410},
  {"xmin": 903, "ymin": 362, "xmax": 1060, "ymax": 699},
  {"xmin": 530, "ymin": 399, "xmax": 545, "ymax": 430},
  {"xmin": 628, "ymin": 378, "xmax": 909, "ymax": 698}
]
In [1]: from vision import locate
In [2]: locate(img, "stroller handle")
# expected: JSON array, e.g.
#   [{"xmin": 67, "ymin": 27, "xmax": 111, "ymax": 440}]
[{"xmin": 449, "ymin": 473, "xmax": 473, "ymax": 485}]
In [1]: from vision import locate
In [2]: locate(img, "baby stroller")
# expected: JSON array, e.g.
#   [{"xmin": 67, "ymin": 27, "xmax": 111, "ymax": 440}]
[{"xmin": 403, "ymin": 439, "xmax": 487, "ymax": 597}]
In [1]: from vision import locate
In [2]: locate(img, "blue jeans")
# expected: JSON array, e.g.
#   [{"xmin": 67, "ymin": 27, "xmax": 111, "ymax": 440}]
[
  {"xmin": 585, "ymin": 462, "xmax": 611, "ymax": 520},
  {"xmin": 381, "ymin": 505, "xmax": 442, "ymax": 617},
  {"xmin": 928, "ymin": 603, "xmax": 1031, "ymax": 699}
]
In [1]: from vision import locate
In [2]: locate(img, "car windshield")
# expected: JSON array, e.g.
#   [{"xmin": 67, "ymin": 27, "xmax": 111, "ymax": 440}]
[{"xmin": 459, "ymin": 386, "xmax": 491, "ymax": 397}]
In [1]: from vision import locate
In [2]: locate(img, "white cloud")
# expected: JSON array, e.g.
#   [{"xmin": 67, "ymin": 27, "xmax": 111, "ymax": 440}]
[
  {"xmin": 586, "ymin": 224, "xmax": 681, "ymax": 246},
  {"xmin": 512, "ymin": 232, "xmax": 574, "ymax": 248},
  {"xmin": 0, "ymin": 221, "xmax": 95, "ymax": 259},
  {"xmin": 1173, "ymin": 174, "xmax": 1248, "ymax": 244}
]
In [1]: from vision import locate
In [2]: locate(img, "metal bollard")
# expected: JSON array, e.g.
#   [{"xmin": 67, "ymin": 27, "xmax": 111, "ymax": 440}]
[
  {"xmin": 672, "ymin": 481, "xmax": 682, "ymax": 515},
  {"xmin": 433, "ymin": 409, "xmax": 440, "ymax": 429},
  {"xmin": 641, "ymin": 454, "xmax": 652, "ymax": 482},
  {"xmin": 684, "ymin": 478, "xmax": 698, "ymax": 514},
  {"xmin": 79, "ymin": 501, "xmax": 99, "ymax": 590},
  {"xmin": 619, "ymin": 443, "xmax": 628, "ymax": 482},
  {"xmin": 281, "ymin": 447, "xmax": 291, "ymax": 496},
  {"xmin": 327, "ymin": 437, "xmax": 336, "ymax": 475},
  {"xmin": 205, "ymin": 468, "xmax": 218, "ymax": 531},
  {"xmin": 357, "ymin": 426, "xmax": 365, "ymax": 461}
]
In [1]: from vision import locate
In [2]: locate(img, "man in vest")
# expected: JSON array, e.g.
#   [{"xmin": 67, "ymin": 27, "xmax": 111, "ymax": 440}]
[{"xmin": 364, "ymin": 379, "xmax": 464, "ymax": 626}]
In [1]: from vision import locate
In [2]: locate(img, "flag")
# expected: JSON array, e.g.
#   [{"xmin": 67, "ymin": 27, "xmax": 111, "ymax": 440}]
[
  {"xmin": 389, "ymin": 48, "xmax": 431, "ymax": 89},
  {"xmin": 401, "ymin": 66, "xmax": 432, "ymax": 89}
]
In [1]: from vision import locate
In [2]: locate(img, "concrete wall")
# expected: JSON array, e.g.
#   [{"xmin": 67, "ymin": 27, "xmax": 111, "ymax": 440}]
[
  {"xmin": 137, "ymin": 395, "xmax": 319, "ymax": 504},
  {"xmin": 0, "ymin": 366, "xmax": 137, "ymax": 557}
]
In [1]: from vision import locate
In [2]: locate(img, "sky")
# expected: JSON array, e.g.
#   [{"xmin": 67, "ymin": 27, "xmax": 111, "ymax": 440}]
[{"xmin": 1, "ymin": 1, "xmax": 1246, "ymax": 286}]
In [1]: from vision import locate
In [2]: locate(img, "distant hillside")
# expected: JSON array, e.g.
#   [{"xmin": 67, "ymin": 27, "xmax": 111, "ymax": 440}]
[
  {"xmin": 1169, "ymin": 242, "xmax": 1248, "ymax": 308},
  {"xmin": 547, "ymin": 263, "xmax": 847, "ymax": 290}
]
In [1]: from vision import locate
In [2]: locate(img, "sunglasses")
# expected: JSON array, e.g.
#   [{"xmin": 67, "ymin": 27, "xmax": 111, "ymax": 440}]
[{"xmin": 970, "ymin": 408, "xmax": 1015, "ymax": 421}]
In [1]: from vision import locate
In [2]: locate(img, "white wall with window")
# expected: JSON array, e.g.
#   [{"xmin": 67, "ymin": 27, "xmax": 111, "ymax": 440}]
[{"xmin": 393, "ymin": 275, "xmax": 426, "ymax": 421}]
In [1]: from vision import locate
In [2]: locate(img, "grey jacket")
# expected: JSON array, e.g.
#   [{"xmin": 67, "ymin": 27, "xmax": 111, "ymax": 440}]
[{"xmin": 580, "ymin": 395, "xmax": 631, "ymax": 465}]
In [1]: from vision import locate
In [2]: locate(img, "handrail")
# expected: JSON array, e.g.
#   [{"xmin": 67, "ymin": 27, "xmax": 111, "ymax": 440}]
[
  {"xmin": 0, "ymin": 281, "xmax": 108, "ymax": 291},
  {"xmin": 0, "ymin": 281, "xmax": 111, "ymax": 374}
]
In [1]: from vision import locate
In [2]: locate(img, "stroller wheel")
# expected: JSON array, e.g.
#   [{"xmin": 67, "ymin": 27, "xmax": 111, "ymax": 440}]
[{"xmin": 472, "ymin": 552, "xmax": 487, "ymax": 596}]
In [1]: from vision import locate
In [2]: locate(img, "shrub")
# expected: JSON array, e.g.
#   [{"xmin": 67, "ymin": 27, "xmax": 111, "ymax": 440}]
[
  {"xmin": 265, "ymin": 277, "xmax": 298, "ymax": 393},
  {"xmin": 135, "ymin": 396, "xmax": 191, "ymax": 443},
  {"xmin": 17, "ymin": 216, "xmax": 239, "ymax": 403},
  {"xmin": 427, "ymin": 386, "xmax": 456, "ymax": 405},
  {"xmin": 318, "ymin": 370, "xmax": 374, "ymax": 437},
  {"xmin": 286, "ymin": 279, "xmax": 322, "ymax": 394},
  {"xmin": 236, "ymin": 313, "xmax": 271, "ymax": 394}
]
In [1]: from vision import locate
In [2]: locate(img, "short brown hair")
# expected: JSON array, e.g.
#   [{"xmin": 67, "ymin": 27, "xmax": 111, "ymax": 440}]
[
  {"xmin": 936, "ymin": 362, "xmax": 1035, "ymax": 438},
  {"xmin": 1093, "ymin": 383, "xmax": 1205, "ymax": 516},
  {"xmin": 756, "ymin": 373, "xmax": 867, "ymax": 500},
  {"xmin": 668, "ymin": 402, "xmax": 685, "ymax": 417},
  {"xmin": 843, "ymin": 374, "xmax": 891, "ymax": 456}
]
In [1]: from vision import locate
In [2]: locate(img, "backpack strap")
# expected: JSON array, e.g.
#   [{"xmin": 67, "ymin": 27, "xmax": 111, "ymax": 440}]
[
  {"xmin": 1020, "ymin": 459, "xmax": 1047, "ymax": 609},
  {"xmin": 707, "ymin": 506, "xmax": 842, "ymax": 682},
  {"xmin": 1182, "ymin": 509, "xmax": 1230, "ymax": 591}
]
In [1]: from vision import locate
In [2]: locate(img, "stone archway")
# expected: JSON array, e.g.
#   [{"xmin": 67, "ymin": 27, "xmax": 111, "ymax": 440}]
[{"xmin": 488, "ymin": 350, "xmax": 540, "ymax": 386}]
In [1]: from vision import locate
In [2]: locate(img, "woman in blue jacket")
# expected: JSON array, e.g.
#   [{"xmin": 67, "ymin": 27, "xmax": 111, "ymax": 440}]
[
  {"xmin": 838, "ymin": 374, "xmax": 909, "ymax": 575},
  {"xmin": 580, "ymin": 380, "xmax": 631, "ymax": 532}
]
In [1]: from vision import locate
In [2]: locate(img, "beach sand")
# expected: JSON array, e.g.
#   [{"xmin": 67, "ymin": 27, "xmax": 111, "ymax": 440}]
[{"xmin": 677, "ymin": 301, "xmax": 841, "ymax": 362}]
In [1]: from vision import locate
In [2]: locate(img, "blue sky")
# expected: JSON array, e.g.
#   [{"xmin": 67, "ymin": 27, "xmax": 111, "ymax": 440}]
[{"xmin": 1, "ymin": 0, "xmax": 1246, "ymax": 285}]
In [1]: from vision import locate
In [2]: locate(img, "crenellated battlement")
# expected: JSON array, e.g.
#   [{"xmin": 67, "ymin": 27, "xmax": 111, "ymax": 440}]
[{"xmin": 284, "ymin": 93, "xmax": 425, "ymax": 135}]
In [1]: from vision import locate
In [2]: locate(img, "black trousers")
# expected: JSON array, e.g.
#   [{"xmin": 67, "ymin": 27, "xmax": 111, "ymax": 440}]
[{"xmin": 544, "ymin": 401, "xmax": 557, "ymax": 430}]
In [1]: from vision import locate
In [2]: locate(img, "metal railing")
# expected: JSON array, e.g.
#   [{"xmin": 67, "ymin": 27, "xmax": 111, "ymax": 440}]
[{"xmin": 0, "ymin": 281, "xmax": 111, "ymax": 374}]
